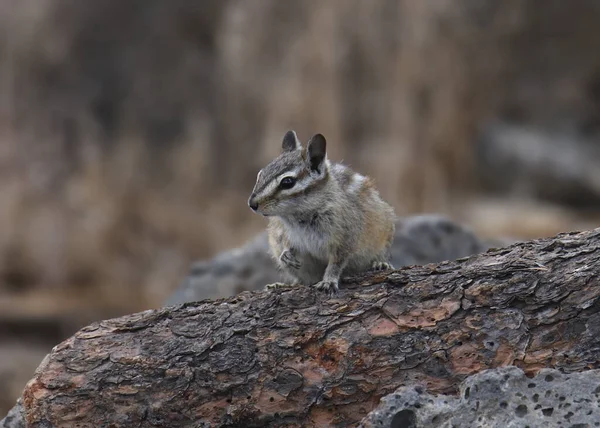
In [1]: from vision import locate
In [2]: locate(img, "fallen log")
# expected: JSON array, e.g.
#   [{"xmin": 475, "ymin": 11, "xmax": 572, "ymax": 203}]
[{"xmin": 14, "ymin": 228, "xmax": 600, "ymax": 427}]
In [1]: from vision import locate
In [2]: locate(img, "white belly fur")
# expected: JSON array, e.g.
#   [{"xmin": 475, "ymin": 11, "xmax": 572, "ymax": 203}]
[{"xmin": 285, "ymin": 222, "xmax": 330, "ymax": 261}]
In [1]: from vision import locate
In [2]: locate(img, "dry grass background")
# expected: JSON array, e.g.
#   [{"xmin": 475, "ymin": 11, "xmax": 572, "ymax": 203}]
[{"xmin": 1, "ymin": 0, "xmax": 600, "ymax": 414}]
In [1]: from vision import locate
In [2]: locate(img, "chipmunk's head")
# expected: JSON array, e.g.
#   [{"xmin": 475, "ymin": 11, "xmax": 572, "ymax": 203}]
[{"xmin": 248, "ymin": 130, "xmax": 330, "ymax": 217}]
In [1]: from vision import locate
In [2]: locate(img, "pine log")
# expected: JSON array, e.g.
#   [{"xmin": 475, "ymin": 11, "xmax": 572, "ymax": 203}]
[{"xmin": 18, "ymin": 229, "xmax": 600, "ymax": 427}]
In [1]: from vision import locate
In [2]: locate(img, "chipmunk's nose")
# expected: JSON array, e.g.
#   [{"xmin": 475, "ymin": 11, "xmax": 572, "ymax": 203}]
[{"xmin": 248, "ymin": 194, "xmax": 258, "ymax": 211}]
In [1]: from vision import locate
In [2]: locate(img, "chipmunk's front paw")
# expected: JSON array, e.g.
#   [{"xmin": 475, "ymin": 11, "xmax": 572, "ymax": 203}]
[
  {"xmin": 371, "ymin": 261, "xmax": 394, "ymax": 271},
  {"xmin": 312, "ymin": 280, "xmax": 339, "ymax": 295},
  {"xmin": 265, "ymin": 282, "xmax": 296, "ymax": 290},
  {"xmin": 280, "ymin": 249, "xmax": 301, "ymax": 270}
]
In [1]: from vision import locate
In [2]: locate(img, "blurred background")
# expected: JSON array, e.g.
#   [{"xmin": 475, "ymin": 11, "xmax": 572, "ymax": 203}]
[{"xmin": 2, "ymin": 0, "xmax": 600, "ymax": 415}]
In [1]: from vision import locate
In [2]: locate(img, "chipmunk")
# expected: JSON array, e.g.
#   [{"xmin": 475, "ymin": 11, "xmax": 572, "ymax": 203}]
[{"xmin": 248, "ymin": 131, "xmax": 395, "ymax": 293}]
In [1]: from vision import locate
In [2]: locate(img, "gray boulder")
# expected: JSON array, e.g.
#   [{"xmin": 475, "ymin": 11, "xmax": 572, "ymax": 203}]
[
  {"xmin": 166, "ymin": 233, "xmax": 278, "ymax": 305},
  {"xmin": 166, "ymin": 215, "xmax": 510, "ymax": 305},
  {"xmin": 360, "ymin": 366, "xmax": 600, "ymax": 428},
  {"xmin": 477, "ymin": 122, "xmax": 600, "ymax": 208},
  {"xmin": 0, "ymin": 400, "xmax": 24, "ymax": 428}
]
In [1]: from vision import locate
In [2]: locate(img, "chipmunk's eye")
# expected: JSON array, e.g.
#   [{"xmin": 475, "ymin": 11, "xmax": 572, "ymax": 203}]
[{"xmin": 279, "ymin": 176, "xmax": 296, "ymax": 189}]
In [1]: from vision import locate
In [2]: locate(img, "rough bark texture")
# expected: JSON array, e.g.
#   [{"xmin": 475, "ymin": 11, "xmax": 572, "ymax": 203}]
[{"xmin": 18, "ymin": 229, "xmax": 600, "ymax": 427}]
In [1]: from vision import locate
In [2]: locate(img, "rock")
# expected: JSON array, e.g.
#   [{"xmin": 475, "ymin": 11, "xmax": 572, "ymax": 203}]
[
  {"xmin": 165, "ymin": 233, "xmax": 278, "ymax": 305},
  {"xmin": 389, "ymin": 215, "xmax": 506, "ymax": 267},
  {"xmin": 359, "ymin": 366, "xmax": 600, "ymax": 428},
  {"xmin": 477, "ymin": 122, "xmax": 600, "ymax": 208},
  {"xmin": 0, "ymin": 400, "xmax": 24, "ymax": 428},
  {"xmin": 166, "ymin": 215, "xmax": 508, "ymax": 305}
]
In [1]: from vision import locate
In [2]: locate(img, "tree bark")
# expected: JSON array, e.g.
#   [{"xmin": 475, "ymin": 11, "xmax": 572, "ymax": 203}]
[{"xmin": 19, "ymin": 229, "xmax": 600, "ymax": 427}]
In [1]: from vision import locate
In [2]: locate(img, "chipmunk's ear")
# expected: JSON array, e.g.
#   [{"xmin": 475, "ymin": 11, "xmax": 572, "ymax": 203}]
[
  {"xmin": 306, "ymin": 133, "xmax": 327, "ymax": 173},
  {"xmin": 282, "ymin": 130, "xmax": 301, "ymax": 152}
]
